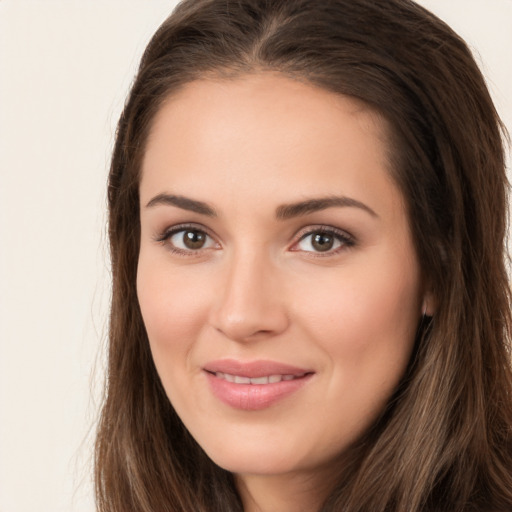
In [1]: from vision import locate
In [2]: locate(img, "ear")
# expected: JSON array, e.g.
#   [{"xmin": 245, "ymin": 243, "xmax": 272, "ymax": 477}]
[{"xmin": 421, "ymin": 289, "xmax": 437, "ymax": 317}]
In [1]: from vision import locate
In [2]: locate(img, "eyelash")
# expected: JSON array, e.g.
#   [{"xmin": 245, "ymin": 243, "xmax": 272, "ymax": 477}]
[
  {"xmin": 292, "ymin": 226, "xmax": 356, "ymax": 256},
  {"xmin": 154, "ymin": 223, "xmax": 356, "ymax": 257},
  {"xmin": 154, "ymin": 223, "xmax": 218, "ymax": 256}
]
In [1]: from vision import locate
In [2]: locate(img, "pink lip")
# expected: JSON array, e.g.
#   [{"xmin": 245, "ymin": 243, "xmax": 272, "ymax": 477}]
[
  {"xmin": 204, "ymin": 359, "xmax": 310, "ymax": 378},
  {"xmin": 203, "ymin": 359, "xmax": 314, "ymax": 411}
]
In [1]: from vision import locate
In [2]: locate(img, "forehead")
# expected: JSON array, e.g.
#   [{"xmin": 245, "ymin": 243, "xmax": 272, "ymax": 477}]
[
  {"xmin": 140, "ymin": 73, "xmax": 403, "ymax": 217},
  {"xmin": 143, "ymin": 72, "xmax": 390, "ymax": 160}
]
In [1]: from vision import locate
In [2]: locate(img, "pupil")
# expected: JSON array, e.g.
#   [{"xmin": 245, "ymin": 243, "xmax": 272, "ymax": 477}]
[
  {"xmin": 312, "ymin": 233, "xmax": 334, "ymax": 252},
  {"xmin": 183, "ymin": 230, "xmax": 206, "ymax": 249}
]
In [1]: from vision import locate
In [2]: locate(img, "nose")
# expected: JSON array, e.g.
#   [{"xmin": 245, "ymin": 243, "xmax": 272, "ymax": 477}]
[{"xmin": 209, "ymin": 250, "xmax": 289, "ymax": 342}]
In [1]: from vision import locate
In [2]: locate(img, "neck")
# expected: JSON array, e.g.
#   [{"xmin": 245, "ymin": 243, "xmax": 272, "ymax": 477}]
[{"xmin": 236, "ymin": 469, "xmax": 337, "ymax": 512}]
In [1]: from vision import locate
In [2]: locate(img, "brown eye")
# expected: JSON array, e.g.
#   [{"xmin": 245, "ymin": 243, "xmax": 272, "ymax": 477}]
[
  {"xmin": 167, "ymin": 228, "xmax": 216, "ymax": 252},
  {"xmin": 311, "ymin": 233, "xmax": 334, "ymax": 252},
  {"xmin": 182, "ymin": 230, "xmax": 207, "ymax": 249},
  {"xmin": 294, "ymin": 228, "xmax": 353, "ymax": 254}
]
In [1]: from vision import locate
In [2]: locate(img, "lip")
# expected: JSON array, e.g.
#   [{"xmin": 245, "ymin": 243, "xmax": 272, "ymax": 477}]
[
  {"xmin": 203, "ymin": 359, "xmax": 311, "ymax": 378},
  {"xmin": 203, "ymin": 359, "xmax": 314, "ymax": 411}
]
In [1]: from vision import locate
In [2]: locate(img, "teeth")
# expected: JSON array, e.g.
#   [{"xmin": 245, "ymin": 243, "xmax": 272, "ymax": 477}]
[
  {"xmin": 250, "ymin": 376, "xmax": 269, "ymax": 384},
  {"xmin": 214, "ymin": 372, "xmax": 305, "ymax": 384}
]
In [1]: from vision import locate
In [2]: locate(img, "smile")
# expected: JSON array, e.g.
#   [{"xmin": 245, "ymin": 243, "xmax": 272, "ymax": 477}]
[
  {"xmin": 212, "ymin": 372, "xmax": 307, "ymax": 384},
  {"xmin": 203, "ymin": 360, "xmax": 314, "ymax": 410}
]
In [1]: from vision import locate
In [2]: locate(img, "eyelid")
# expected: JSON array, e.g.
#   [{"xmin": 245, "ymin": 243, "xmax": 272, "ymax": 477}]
[
  {"xmin": 290, "ymin": 225, "xmax": 356, "ymax": 255},
  {"xmin": 153, "ymin": 222, "xmax": 355, "ymax": 256},
  {"xmin": 154, "ymin": 222, "xmax": 209, "ymax": 241},
  {"xmin": 154, "ymin": 223, "xmax": 220, "ymax": 254}
]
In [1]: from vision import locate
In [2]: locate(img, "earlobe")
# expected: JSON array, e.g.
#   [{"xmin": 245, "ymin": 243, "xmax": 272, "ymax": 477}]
[{"xmin": 422, "ymin": 292, "xmax": 436, "ymax": 318}]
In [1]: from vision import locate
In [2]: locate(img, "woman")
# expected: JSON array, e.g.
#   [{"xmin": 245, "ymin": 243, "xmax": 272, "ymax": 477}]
[{"xmin": 95, "ymin": 0, "xmax": 512, "ymax": 510}]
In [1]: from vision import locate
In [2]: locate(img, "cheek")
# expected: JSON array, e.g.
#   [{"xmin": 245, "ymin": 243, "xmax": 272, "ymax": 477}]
[
  {"xmin": 347, "ymin": 272, "xmax": 420, "ymax": 343},
  {"xmin": 136, "ymin": 260, "xmax": 210, "ymax": 363},
  {"xmin": 295, "ymin": 258, "xmax": 421, "ymax": 436},
  {"xmin": 293, "ymin": 252, "xmax": 421, "ymax": 370}
]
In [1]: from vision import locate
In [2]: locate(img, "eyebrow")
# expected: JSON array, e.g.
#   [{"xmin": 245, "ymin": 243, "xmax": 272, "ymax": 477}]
[
  {"xmin": 145, "ymin": 193, "xmax": 377, "ymax": 219},
  {"xmin": 275, "ymin": 196, "xmax": 378, "ymax": 220},
  {"xmin": 145, "ymin": 193, "xmax": 217, "ymax": 216}
]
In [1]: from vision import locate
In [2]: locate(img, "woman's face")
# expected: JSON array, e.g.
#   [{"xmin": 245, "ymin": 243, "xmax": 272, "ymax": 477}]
[{"xmin": 137, "ymin": 74, "xmax": 424, "ymax": 481}]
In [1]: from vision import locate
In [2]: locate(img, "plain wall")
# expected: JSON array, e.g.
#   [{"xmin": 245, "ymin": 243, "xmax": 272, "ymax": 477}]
[{"xmin": 0, "ymin": 1, "xmax": 510, "ymax": 511}]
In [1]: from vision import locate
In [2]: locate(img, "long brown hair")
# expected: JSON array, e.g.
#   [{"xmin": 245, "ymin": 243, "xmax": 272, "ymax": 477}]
[{"xmin": 95, "ymin": 1, "xmax": 512, "ymax": 510}]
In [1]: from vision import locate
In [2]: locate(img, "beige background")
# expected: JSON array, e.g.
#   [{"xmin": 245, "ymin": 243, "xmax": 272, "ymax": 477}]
[{"xmin": 0, "ymin": 1, "xmax": 510, "ymax": 511}]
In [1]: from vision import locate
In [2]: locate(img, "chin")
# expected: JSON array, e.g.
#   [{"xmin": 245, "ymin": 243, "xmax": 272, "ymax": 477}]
[
  {"xmin": 209, "ymin": 449, "xmax": 303, "ymax": 476},
  {"xmin": 193, "ymin": 425, "xmax": 336, "ymax": 478}
]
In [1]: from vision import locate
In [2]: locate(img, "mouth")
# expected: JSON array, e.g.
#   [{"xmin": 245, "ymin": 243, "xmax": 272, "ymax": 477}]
[
  {"xmin": 203, "ymin": 359, "xmax": 314, "ymax": 410},
  {"xmin": 207, "ymin": 371, "xmax": 309, "ymax": 385}
]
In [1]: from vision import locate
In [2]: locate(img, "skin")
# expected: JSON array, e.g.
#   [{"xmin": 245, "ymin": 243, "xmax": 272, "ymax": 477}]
[{"xmin": 137, "ymin": 73, "xmax": 428, "ymax": 512}]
